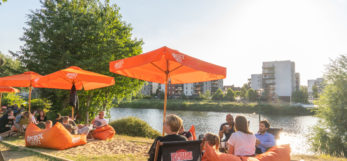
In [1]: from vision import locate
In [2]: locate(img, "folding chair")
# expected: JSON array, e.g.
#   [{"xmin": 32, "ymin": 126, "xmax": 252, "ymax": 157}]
[{"xmin": 154, "ymin": 140, "xmax": 202, "ymax": 161}]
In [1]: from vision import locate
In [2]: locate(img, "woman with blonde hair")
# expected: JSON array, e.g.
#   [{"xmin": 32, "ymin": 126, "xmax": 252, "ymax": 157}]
[{"xmin": 227, "ymin": 115, "xmax": 256, "ymax": 156}]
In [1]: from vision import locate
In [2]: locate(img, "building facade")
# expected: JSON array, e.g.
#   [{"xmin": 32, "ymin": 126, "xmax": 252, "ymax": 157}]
[
  {"xmin": 262, "ymin": 60, "xmax": 299, "ymax": 102},
  {"xmin": 250, "ymin": 74, "xmax": 263, "ymax": 90},
  {"xmin": 140, "ymin": 79, "xmax": 224, "ymax": 97},
  {"xmin": 307, "ymin": 78, "xmax": 324, "ymax": 100}
]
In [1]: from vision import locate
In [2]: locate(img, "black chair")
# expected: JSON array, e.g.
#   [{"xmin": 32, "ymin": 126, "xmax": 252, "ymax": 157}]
[{"xmin": 154, "ymin": 140, "xmax": 202, "ymax": 161}]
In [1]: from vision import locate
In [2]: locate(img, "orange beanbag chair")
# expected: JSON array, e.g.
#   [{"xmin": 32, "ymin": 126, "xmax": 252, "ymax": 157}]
[
  {"xmin": 202, "ymin": 143, "xmax": 241, "ymax": 161},
  {"xmin": 25, "ymin": 123, "xmax": 87, "ymax": 150},
  {"xmin": 202, "ymin": 144, "xmax": 290, "ymax": 161},
  {"xmin": 252, "ymin": 144, "xmax": 291, "ymax": 161},
  {"xmin": 92, "ymin": 125, "xmax": 115, "ymax": 140}
]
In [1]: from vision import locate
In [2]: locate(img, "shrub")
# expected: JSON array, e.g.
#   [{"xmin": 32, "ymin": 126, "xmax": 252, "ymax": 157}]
[
  {"xmin": 2, "ymin": 93, "xmax": 25, "ymax": 107},
  {"xmin": 30, "ymin": 98, "xmax": 52, "ymax": 112},
  {"xmin": 109, "ymin": 117, "xmax": 160, "ymax": 139}
]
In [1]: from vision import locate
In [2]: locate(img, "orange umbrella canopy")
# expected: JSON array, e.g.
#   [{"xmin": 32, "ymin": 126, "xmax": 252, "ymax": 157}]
[
  {"xmin": 33, "ymin": 66, "xmax": 115, "ymax": 90},
  {"xmin": 0, "ymin": 87, "xmax": 20, "ymax": 93},
  {"xmin": 0, "ymin": 71, "xmax": 42, "ymax": 87},
  {"xmin": 109, "ymin": 46, "xmax": 226, "ymax": 84}
]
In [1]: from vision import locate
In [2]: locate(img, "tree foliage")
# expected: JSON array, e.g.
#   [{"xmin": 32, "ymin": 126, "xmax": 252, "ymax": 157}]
[
  {"xmin": 240, "ymin": 83, "xmax": 250, "ymax": 98},
  {"xmin": 0, "ymin": 0, "xmax": 7, "ymax": 5},
  {"xmin": 309, "ymin": 55, "xmax": 347, "ymax": 157},
  {"xmin": 224, "ymin": 88, "xmax": 235, "ymax": 101},
  {"xmin": 12, "ymin": 0, "xmax": 144, "ymax": 122},
  {"xmin": 291, "ymin": 86, "xmax": 308, "ymax": 103},
  {"xmin": 245, "ymin": 88, "xmax": 257, "ymax": 102},
  {"xmin": 199, "ymin": 90, "xmax": 211, "ymax": 100},
  {"xmin": 2, "ymin": 93, "xmax": 25, "ymax": 107},
  {"xmin": 312, "ymin": 84, "xmax": 319, "ymax": 99},
  {"xmin": 212, "ymin": 88, "xmax": 224, "ymax": 101},
  {"xmin": 0, "ymin": 52, "xmax": 24, "ymax": 77}
]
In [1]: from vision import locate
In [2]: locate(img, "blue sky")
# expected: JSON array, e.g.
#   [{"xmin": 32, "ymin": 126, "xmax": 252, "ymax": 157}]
[{"xmin": 1, "ymin": 0, "xmax": 347, "ymax": 86}]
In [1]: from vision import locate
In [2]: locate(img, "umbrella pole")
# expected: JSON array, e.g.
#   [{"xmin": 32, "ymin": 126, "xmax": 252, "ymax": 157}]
[
  {"xmin": 0, "ymin": 93, "xmax": 2, "ymax": 108},
  {"xmin": 72, "ymin": 106, "xmax": 74, "ymax": 120},
  {"xmin": 162, "ymin": 74, "xmax": 168, "ymax": 136},
  {"xmin": 28, "ymin": 86, "xmax": 32, "ymax": 113}
]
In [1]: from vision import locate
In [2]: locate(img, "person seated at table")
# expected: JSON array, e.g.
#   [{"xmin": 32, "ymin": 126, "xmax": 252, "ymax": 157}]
[
  {"xmin": 14, "ymin": 111, "xmax": 27, "ymax": 133},
  {"xmin": 36, "ymin": 110, "xmax": 47, "ymax": 123},
  {"xmin": 45, "ymin": 120, "xmax": 53, "ymax": 129},
  {"xmin": 227, "ymin": 115, "xmax": 256, "ymax": 157},
  {"xmin": 54, "ymin": 113, "xmax": 62, "ymax": 125},
  {"xmin": 0, "ymin": 110, "xmax": 16, "ymax": 139},
  {"xmin": 255, "ymin": 120, "xmax": 275, "ymax": 154},
  {"xmin": 179, "ymin": 125, "xmax": 193, "ymax": 141},
  {"xmin": 62, "ymin": 116, "xmax": 78, "ymax": 134},
  {"xmin": 30, "ymin": 110, "xmax": 38, "ymax": 124},
  {"xmin": 91, "ymin": 111, "xmax": 108, "ymax": 128},
  {"xmin": 203, "ymin": 132, "xmax": 220, "ymax": 151},
  {"xmin": 148, "ymin": 114, "xmax": 187, "ymax": 161}
]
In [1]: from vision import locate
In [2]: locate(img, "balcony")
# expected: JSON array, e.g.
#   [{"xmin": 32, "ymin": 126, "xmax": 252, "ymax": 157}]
[
  {"xmin": 263, "ymin": 74, "xmax": 275, "ymax": 79},
  {"xmin": 262, "ymin": 63, "xmax": 274, "ymax": 68},
  {"xmin": 264, "ymin": 79, "xmax": 275, "ymax": 84}
]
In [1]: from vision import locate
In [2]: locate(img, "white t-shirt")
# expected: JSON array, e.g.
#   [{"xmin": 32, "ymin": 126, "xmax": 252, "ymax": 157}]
[
  {"xmin": 93, "ymin": 117, "xmax": 108, "ymax": 127},
  {"xmin": 227, "ymin": 131, "xmax": 256, "ymax": 156}
]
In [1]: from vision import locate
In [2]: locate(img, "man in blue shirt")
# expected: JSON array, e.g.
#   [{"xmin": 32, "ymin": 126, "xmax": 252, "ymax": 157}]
[{"xmin": 255, "ymin": 120, "xmax": 275, "ymax": 154}]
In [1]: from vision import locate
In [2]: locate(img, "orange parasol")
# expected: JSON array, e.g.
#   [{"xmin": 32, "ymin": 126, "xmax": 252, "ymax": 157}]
[
  {"xmin": 0, "ymin": 71, "xmax": 42, "ymax": 112},
  {"xmin": 0, "ymin": 87, "xmax": 20, "ymax": 107},
  {"xmin": 33, "ymin": 66, "xmax": 115, "ymax": 119},
  {"xmin": 109, "ymin": 46, "xmax": 226, "ymax": 134}
]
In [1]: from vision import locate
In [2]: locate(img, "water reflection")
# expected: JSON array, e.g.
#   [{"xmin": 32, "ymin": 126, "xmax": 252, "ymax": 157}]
[{"xmin": 110, "ymin": 108, "xmax": 318, "ymax": 155}]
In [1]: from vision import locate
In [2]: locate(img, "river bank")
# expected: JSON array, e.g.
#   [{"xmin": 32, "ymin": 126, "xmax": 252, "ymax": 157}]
[
  {"xmin": 1, "ymin": 135, "xmax": 346, "ymax": 161},
  {"xmin": 118, "ymin": 99, "xmax": 314, "ymax": 115}
]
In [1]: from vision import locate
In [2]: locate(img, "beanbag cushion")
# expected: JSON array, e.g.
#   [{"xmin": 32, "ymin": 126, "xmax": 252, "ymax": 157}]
[
  {"xmin": 25, "ymin": 123, "xmax": 87, "ymax": 150},
  {"xmin": 202, "ymin": 143, "xmax": 241, "ymax": 161},
  {"xmin": 254, "ymin": 144, "xmax": 291, "ymax": 161},
  {"xmin": 92, "ymin": 125, "xmax": 116, "ymax": 140}
]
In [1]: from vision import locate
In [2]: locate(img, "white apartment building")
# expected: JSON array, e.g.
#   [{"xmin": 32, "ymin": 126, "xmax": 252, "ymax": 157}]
[
  {"xmin": 250, "ymin": 74, "xmax": 262, "ymax": 90},
  {"xmin": 262, "ymin": 60, "xmax": 298, "ymax": 102},
  {"xmin": 141, "ymin": 80, "xmax": 224, "ymax": 96},
  {"xmin": 183, "ymin": 83, "xmax": 194, "ymax": 96},
  {"xmin": 307, "ymin": 78, "xmax": 324, "ymax": 99}
]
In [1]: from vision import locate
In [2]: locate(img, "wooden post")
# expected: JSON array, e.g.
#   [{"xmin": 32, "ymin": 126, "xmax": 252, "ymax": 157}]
[
  {"xmin": 0, "ymin": 93, "xmax": 2, "ymax": 108},
  {"xmin": 28, "ymin": 86, "xmax": 32, "ymax": 113},
  {"xmin": 162, "ymin": 74, "xmax": 168, "ymax": 136},
  {"xmin": 72, "ymin": 106, "xmax": 74, "ymax": 120}
]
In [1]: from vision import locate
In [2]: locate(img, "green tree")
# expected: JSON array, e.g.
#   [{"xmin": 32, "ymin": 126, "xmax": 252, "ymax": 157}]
[
  {"xmin": 240, "ymin": 83, "xmax": 250, "ymax": 99},
  {"xmin": 212, "ymin": 88, "xmax": 224, "ymax": 101},
  {"xmin": 309, "ymin": 55, "xmax": 347, "ymax": 157},
  {"xmin": 199, "ymin": 90, "xmax": 211, "ymax": 100},
  {"xmin": 0, "ymin": 0, "xmax": 7, "ymax": 5},
  {"xmin": 2, "ymin": 93, "xmax": 25, "ymax": 107},
  {"xmin": 0, "ymin": 52, "xmax": 23, "ymax": 77},
  {"xmin": 291, "ymin": 86, "xmax": 308, "ymax": 103},
  {"xmin": 12, "ymin": 0, "xmax": 144, "ymax": 122},
  {"xmin": 224, "ymin": 88, "xmax": 235, "ymax": 101},
  {"xmin": 245, "ymin": 88, "xmax": 257, "ymax": 102},
  {"xmin": 312, "ymin": 84, "xmax": 319, "ymax": 99}
]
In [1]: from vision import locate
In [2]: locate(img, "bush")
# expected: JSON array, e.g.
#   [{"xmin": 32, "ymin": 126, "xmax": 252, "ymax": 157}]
[
  {"xmin": 30, "ymin": 98, "xmax": 52, "ymax": 112},
  {"xmin": 109, "ymin": 117, "xmax": 160, "ymax": 139},
  {"xmin": 212, "ymin": 88, "xmax": 224, "ymax": 101},
  {"xmin": 2, "ymin": 93, "xmax": 25, "ymax": 107},
  {"xmin": 309, "ymin": 55, "xmax": 347, "ymax": 157}
]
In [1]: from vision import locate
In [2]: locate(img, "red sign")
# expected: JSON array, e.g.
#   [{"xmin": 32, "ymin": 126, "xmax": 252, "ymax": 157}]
[{"xmin": 170, "ymin": 149, "xmax": 193, "ymax": 161}]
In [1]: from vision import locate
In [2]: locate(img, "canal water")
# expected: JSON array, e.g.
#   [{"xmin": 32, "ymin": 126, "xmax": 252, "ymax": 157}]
[{"xmin": 110, "ymin": 107, "xmax": 319, "ymax": 155}]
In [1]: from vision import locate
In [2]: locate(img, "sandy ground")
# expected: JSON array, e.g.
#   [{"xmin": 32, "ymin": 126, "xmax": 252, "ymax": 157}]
[
  {"xmin": 53, "ymin": 138, "xmax": 151, "ymax": 157},
  {"xmin": 3, "ymin": 135, "xmax": 153, "ymax": 159}
]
